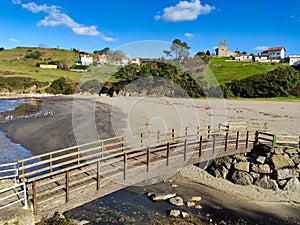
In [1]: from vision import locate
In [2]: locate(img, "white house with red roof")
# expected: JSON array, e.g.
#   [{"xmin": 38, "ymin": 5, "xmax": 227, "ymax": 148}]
[
  {"xmin": 78, "ymin": 53, "xmax": 93, "ymax": 65},
  {"xmin": 259, "ymin": 47, "xmax": 286, "ymax": 60}
]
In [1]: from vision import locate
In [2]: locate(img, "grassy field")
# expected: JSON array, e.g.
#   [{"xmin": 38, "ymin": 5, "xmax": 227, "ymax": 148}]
[
  {"xmin": 208, "ymin": 58, "xmax": 284, "ymax": 85},
  {"xmin": 0, "ymin": 47, "xmax": 119, "ymax": 84}
]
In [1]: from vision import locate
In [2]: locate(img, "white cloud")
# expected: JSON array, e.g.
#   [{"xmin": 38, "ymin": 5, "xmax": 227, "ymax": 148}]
[
  {"xmin": 156, "ymin": 0, "xmax": 215, "ymax": 22},
  {"xmin": 9, "ymin": 38, "xmax": 20, "ymax": 43},
  {"xmin": 101, "ymin": 35, "xmax": 117, "ymax": 42},
  {"xmin": 12, "ymin": 0, "xmax": 21, "ymax": 4},
  {"xmin": 185, "ymin": 33, "xmax": 194, "ymax": 38},
  {"xmin": 254, "ymin": 46, "xmax": 268, "ymax": 51},
  {"xmin": 21, "ymin": 2, "xmax": 115, "ymax": 41}
]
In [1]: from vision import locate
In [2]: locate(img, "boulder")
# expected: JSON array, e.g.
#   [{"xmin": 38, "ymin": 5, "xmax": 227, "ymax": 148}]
[
  {"xmin": 284, "ymin": 178, "xmax": 300, "ymax": 192},
  {"xmin": 271, "ymin": 154, "xmax": 294, "ymax": 170},
  {"xmin": 251, "ymin": 164, "xmax": 271, "ymax": 174},
  {"xmin": 169, "ymin": 210, "xmax": 181, "ymax": 217},
  {"xmin": 231, "ymin": 171, "xmax": 254, "ymax": 186},
  {"xmin": 190, "ymin": 196, "xmax": 202, "ymax": 201},
  {"xmin": 256, "ymin": 156, "xmax": 266, "ymax": 164},
  {"xmin": 278, "ymin": 179, "xmax": 287, "ymax": 187},
  {"xmin": 186, "ymin": 201, "xmax": 195, "ymax": 208},
  {"xmin": 208, "ymin": 165, "xmax": 229, "ymax": 179},
  {"xmin": 274, "ymin": 148, "xmax": 284, "ymax": 155},
  {"xmin": 277, "ymin": 168, "xmax": 299, "ymax": 180},
  {"xmin": 151, "ymin": 193, "xmax": 176, "ymax": 201},
  {"xmin": 256, "ymin": 176, "xmax": 278, "ymax": 190},
  {"xmin": 285, "ymin": 149, "xmax": 298, "ymax": 156},
  {"xmin": 169, "ymin": 196, "xmax": 184, "ymax": 207},
  {"xmin": 291, "ymin": 155, "xmax": 300, "ymax": 164},
  {"xmin": 234, "ymin": 155, "xmax": 248, "ymax": 162},
  {"xmin": 214, "ymin": 157, "xmax": 233, "ymax": 169},
  {"xmin": 234, "ymin": 162, "xmax": 250, "ymax": 172},
  {"xmin": 181, "ymin": 211, "xmax": 190, "ymax": 219},
  {"xmin": 194, "ymin": 204, "xmax": 203, "ymax": 209},
  {"xmin": 250, "ymin": 172, "xmax": 260, "ymax": 179}
]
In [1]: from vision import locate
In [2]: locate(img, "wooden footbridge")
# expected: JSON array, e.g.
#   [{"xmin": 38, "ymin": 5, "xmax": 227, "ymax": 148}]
[{"xmin": 4, "ymin": 121, "xmax": 292, "ymax": 218}]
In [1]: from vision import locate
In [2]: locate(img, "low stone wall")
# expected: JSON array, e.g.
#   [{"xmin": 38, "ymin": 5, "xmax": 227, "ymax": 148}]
[{"xmin": 207, "ymin": 144, "xmax": 300, "ymax": 192}]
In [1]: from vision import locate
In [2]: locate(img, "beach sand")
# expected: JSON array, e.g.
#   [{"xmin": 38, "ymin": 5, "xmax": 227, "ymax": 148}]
[{"xmin": 1, "ymin": 95, "xmax": 300, "ymax": 155}]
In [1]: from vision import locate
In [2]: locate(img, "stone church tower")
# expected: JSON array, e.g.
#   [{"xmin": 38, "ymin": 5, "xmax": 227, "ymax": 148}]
[{"xmin": 215, "ymin": 40, "xmax": 236, "ymax": 57}]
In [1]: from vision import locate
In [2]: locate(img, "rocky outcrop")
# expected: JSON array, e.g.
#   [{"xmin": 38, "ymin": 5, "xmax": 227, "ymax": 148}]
[{"xmin": 207, "ymin": 144, "xmax": 300, "ymax": 191}]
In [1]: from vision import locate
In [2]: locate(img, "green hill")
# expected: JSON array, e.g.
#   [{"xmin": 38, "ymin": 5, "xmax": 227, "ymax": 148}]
[
  {"xmin": 0, "ymin": 47, "xmax": 120, "ymax": 94},
  {"xmin": 208, "ymin": 58, "xmax": 284, "ymax": 86}
]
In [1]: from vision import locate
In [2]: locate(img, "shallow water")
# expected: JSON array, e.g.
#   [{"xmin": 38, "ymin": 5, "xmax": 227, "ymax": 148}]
[{"xmin": 0, "ymin": 99, "xmax": 34, "ymax": 164}]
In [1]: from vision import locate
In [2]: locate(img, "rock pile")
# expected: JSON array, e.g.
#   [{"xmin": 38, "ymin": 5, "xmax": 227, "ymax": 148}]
[
  {"xmin": 207, "ymin": 144, "xmax": 300, "ymax": 192},
  {"xmin": 148, "ymin": 192, "xmax": 203, "ymax": 219}
]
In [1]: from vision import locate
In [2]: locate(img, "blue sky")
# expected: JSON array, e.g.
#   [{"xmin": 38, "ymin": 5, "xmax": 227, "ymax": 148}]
[{"xmin": 1, "ymin": 0, "xmax": 300, "ymax": 58}]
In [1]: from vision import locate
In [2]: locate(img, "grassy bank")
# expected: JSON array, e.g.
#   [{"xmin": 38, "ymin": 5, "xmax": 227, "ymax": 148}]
[{"xmin": 208, "ymin": 58, "xmax": 283, "ymax": 85}]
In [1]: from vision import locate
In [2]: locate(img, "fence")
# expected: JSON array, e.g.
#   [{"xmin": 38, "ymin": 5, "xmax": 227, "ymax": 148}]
[
  {"xmin": 0, "ymin": 182, "xmax": 28, "ymax": 210},
  {"xmin": 0, "ymin": 162, "xmax": 18, "ymax": 182},
  {"xmin": 0, "ymin": 162, "xmax": 28, "ymax": 210}
]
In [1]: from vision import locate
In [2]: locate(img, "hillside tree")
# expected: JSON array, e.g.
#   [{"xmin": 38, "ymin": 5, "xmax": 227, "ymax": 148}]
[{"xmin": 164, "ymin": 39, "xmax": 190, "ymax": 60}]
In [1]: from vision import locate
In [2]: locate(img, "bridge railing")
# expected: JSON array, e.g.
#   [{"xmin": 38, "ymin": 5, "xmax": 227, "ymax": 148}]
[
  {"xmin": 256, "ymin": 131, "xmax": 300, "ymax": 148},
  {"xmin": 15, "ymin": 122, "xmax": 262, "ymax": 215}
]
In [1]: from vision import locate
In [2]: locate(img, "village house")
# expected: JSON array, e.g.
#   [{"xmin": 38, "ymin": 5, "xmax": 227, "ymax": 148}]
[
  {"xmin": 97, "ymin": 54, "xmax": 108, "ymax": 65},
  {"xmin": 39, "ymin": 64, "xmax": 58, "ymax": 69},
  {"xmin": 289, "ymin": 55, "xmax": 300, "ymax": 66},
  {"xmin": 259, "ymin": 46, "xmax": 286, "ymax": 60},
  {"xmin": 235, "ymin": 55, "xmax": 253, "ymax": 62},
  {"xmin": 131, "ymin": 58, "xmax": 140, "ymax": 65},
  {"xmin": 77, "ymin": 53, "xmax": 93, "ymax": 65}
]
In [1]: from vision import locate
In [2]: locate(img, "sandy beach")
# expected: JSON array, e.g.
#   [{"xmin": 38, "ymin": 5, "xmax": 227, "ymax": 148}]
[{"xmin": 0, "ymin": 94, "xmax": 300, "ymax": 224}]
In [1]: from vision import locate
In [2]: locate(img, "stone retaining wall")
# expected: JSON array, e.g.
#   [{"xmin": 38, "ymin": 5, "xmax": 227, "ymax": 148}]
[{"xmin": 207, "ymin": 144, "xmax": 300, "ymax": 192}]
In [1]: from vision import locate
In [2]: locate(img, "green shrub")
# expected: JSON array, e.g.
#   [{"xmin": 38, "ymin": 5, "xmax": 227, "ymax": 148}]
[
  {"xmin": 230, "ymin": 66, "xmax": 299, "ymax": 97},
  {"xmin": 47, "ymin": 77, "xmax": 74, "ymax": 94}
]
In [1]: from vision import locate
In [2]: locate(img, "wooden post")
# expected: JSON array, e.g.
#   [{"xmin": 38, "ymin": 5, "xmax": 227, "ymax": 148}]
[
  {"xmin": 166, "ymin": 142, "xmax": 170, "ymax": 166},
  {"xmin": 121, "ymin": 137, "xmax": 124, "ymax": 148},
  {"xmin": 32, "ymin": 181, "xmax": 37, "ymax": 215},
  {"xmin": 264, "ymin": 122, "xmax": 268, "ymax": 132},
  {"xmin": 100, "ymin": 141, "xmax": 103, "ymax": 158},
  {"xmin": 197, "ymin": 126, "xmax": 200, "ymax": 136},
  {"xmin": 184, "ymin": 139, "xmax": 187, "ymax": 161},
  {"xmin": 255, "ymin": 131, "xmax": 259, "ymax": 143},
  {"xmin": 272, "ymin": 134, "xmax": 277, "ymax": 147},
  {"xmin": 207, "ymin": 125, "xmax": 211, "ymax": 138},
  {"xmin": 298, "ymin": 136, "xmax": 300, "ymax": 149},
  {"xmin": 97, "ymin": 161, "xmax": 100, "ymax": 191},
  {"xmin": 246, "ymin": 131, "xmax": 249, "ymax": 148},
  {"xmin": 224, "ymin": 132, "xmax": 228, "ymax": 152},
  {"xmin": 66, "ymin": 171, "xmax": 69, "ymax": 202},
  {"xmin": 77, "ymin": 147, "xmax": 80, "ymax": 165},
  {"xmin": 212, "ymin": 134, "xmax": 216, "ymax": 154},
  {"xmin": 236, "ymin": 131, "xmax": 239, "ymax": 149},
  {"xmin": 21, "ymin": 161, "xmax": 25, "ymax": 182},
  {"xmin": 140, "ymin": 133, "xmax": 143, "ymax": 147},
  {"xmin": 123, "ymin": 153, "xmax": 127, "ymax": 180},
  {"xmin": 171, "ymin": 128, "xmax": 175, "ymax": 140},
  {"xmin": 49, "ymin": 154, "xmax": 53, "ymax": 173},
  {"xmin": 157, "ymin": 131, "xmax": 160, "ymax": 143},
  {"xmin": 147, "ymin": 147, "xmax": 150, "ymax": 172},
  {"xmin": 199, "ymin": 136, "xmax": 202, "ymax": 157}
]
